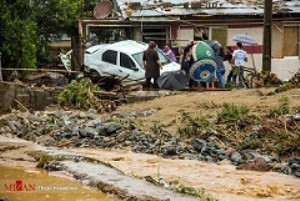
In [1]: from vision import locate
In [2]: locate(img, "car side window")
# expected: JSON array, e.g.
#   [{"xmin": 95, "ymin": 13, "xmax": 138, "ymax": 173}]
[
  {"xmin": 102, "ymin": 50, "xmax": 117, "ymax": 65},
  {"xmin": 120, "ymin": 53, "xmax": 136, "ymax": 70}
]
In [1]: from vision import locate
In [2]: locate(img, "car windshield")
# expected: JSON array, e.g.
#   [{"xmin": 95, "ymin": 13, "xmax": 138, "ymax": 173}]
[{"xmin": 132, "ymin": 50, "xmax": 171, "ymax": 68}]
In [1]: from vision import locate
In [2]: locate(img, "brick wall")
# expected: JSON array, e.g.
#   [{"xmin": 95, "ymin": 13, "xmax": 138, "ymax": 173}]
[{"xmin": 0, "ymin": 82, "xmax": 61, "ymax": 113}]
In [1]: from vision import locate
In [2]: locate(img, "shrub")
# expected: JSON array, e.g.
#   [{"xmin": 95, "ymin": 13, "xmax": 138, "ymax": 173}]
[
  {"xmin": 58, "ymin": 78, "xmax": 101, "ymax": 109},
  {"xmin": 270, "ymin": 96, "xmax": 290, "ymax": 116},
  {"xmin": 218, "ymin": 103, "xmax": 249, "ymax": 121},
  {"xmin": 177, "ymin": 110, "xmax": 211, "ymax": 138}
]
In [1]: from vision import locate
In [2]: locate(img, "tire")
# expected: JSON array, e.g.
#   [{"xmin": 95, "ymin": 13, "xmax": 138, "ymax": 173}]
[{"xmin": 89, "ymin": 70, "xmax": 101, "ymax": 83}]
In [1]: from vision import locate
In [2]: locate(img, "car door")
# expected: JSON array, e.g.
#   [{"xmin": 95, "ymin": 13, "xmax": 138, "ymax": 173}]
[
  {"xmin": 101, "ymin": 49, "xmax": 120, "ymax": 76},
  {"xmin": 119, "ymin": 52, "xmax": 144, "ymax": 81}
]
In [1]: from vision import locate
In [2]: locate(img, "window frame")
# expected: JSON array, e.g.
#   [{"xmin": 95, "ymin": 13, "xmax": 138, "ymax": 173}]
[
  {"xmin": 102, "ymin": 49, "xmax": 118, "ymax": 65},
  {"xmin": 120, "ymin": 52, "xmax": 137, "ymax": 70}
]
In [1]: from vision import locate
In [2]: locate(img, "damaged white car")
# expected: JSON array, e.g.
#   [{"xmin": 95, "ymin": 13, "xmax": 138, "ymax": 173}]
[{"xmin": 84, "ymin": 40, "xmax": 181, "ymax": 83}]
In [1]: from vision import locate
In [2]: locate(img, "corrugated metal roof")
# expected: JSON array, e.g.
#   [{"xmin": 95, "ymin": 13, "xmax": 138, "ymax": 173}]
[{"xmin": 117, "ymin": 0, "xmax": 300, "ymax": 18}]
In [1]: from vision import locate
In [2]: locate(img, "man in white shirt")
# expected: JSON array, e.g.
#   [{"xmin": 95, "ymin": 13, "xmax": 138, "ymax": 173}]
[{"xmin": 231, "ymin": 42, "xmax": 248, "ymax": 85}]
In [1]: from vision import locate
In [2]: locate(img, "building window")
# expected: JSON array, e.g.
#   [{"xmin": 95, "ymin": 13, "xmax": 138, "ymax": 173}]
[
  {"xmin": 211, "ymin": 27, "xmax": 227, "ymax": 47},
  {"xmin": 102, "ymin": 50, "xmax": 117, "ymax": 65},
  {"xmin": 283, "ymin": 26, "xmax": 299, "ymax": 56},
  {"xmin": 272, "ymin": 25, "xmax": 299, "ymax": 58}
]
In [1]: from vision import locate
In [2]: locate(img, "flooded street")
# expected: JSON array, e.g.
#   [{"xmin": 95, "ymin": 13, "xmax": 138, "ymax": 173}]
[
  {"xmin": 0, "ymin": 165, "xmax": 118, "ymax": 201},
  {"xmin": 71, "ymin": 148, "xmax": 300, "ymax": 201}
]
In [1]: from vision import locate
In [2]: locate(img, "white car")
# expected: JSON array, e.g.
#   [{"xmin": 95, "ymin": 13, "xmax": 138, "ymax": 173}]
[{"xmin": 84, "ymin": 40, "xmax": 181, "ymax": 83}]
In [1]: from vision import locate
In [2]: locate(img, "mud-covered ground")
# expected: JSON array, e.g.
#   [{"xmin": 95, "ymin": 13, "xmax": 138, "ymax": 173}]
[{"xmin": 0, "ymin": 88, "xmax": 299, "ymax": 201}]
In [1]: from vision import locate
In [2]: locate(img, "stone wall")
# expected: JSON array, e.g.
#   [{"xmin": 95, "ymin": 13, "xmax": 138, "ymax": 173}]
[{"xmin": 0, "ymin": 82, "xmax": 61, "ymax": 113}]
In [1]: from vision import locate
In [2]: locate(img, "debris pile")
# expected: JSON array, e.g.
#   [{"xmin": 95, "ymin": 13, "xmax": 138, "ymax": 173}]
[
  {"xmin": 0, "ymin": 110, "xmax": 230, "ymax": 163},
  {"xmin": 254, "ymin": 71, "xmax": 282, "ymax": 88},
  {"xmin": 58, "ymin": 78, "xmax": 121, "ymax": 113},
  {"xmin": 275, "ymin": 157, "xmax": 300, "ymax": 177},
  {"xmin": 1, "ymin": 107, "xmax": 299, "ymax": 177},
  {"xmin": 288, "ymin": 69, "xmax": 300, "ymax": 87}
]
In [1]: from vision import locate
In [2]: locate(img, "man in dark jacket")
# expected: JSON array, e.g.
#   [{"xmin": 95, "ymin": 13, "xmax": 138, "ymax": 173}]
[{"xmin": 143, "ymin": 41, "xmax": 163, "ymax": 89}]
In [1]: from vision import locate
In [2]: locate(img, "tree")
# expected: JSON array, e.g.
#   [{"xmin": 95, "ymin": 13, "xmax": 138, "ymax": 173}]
[
  {"xmin": 31, "ymin": 0, "xmax": 81, "ymax": 39},
  {"xmin": 0, "ymin": 0, "xmax": 82, "ymax": 68},
  {"xmin": 0, "ymin": 0, "xmax": 37, "ymax": 68}
]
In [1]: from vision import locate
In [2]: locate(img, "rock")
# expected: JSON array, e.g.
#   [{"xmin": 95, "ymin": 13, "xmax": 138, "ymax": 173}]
[
  {"xmin": 246, "ymin": 151, "xmax": 274, "ymax": 163},
  {"xmin": 180, "ymin": 153, "xmax": 198, "ymax": 160},
  {"xmin": 231, "ymin": 151, "xmax": 243, "ymax": 164},
  {"xmin": 205, "ymin": 155, "xmax": 214, "ymax": 162},
  {"xmin": 87, "ymin": 108, "xmax": 97, "ymax": 115},
  {"xmin": 116, "ymin": 132, "xmax": 127, "ymax": 143},
  {"xmin": 74, "ymin": 142, "xmax": 82, "ymax": 147},
  {"xmin": 216, "ymin": 149, "xmax": 227, "ymax": 160},
  {"xmin": 7, "ymin": 121, "xmax": 17, "ymax": 132},
  {"xmin": 64, "ymin": 132, "xmax": 72, "ymax": 139},
  {"xmin": 164, "ymin": 146, "xmax": 177, "ymax": 156},
  {"xmin": 237, "ymin": 157, "xmax": 272, "ymax": 172},
  {"xmin": 84, "ymin": 127, "xmax": 98, "ymax": 137},
  {"xmin": 288, "ymin": 157, "xmax": 300, "ymax": 177},
  {"xmin": 103, "ymin": 137, "xmax": 111, "ymax": 143},
  {"xmin": 294, "ymin": 113, "xmax": 300, "ymax": 121},
  {"xmin": 191, "ymin": 139, "xmax": 206, "ymax": 153},
  {"xmin": 124, "ymin": 141, "xmax": 132, "ymax": 146},
  {"xmin": 99, "ymin": 123, "xmax": 121, "ymax": 136}
]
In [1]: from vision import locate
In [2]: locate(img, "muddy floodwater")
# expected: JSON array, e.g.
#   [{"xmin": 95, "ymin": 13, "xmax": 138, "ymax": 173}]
[{"xmin": 0, "ymin": 165, "xmax": 118, "ymax": 201}]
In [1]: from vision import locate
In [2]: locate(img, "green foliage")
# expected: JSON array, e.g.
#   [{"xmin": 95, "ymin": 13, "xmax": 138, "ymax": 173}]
[
  {"xmin": 58, "ymin": 78, "xmax": 101, "ymax": 109},
  {"xmin": 177, "ymin": 110, "xmax": 211, "ymax": 138},
  {"xmin": 0, "ymin": 0, "xmax": 81, "ymax": 68},
  {"xmin": 218, "ymin": 103, "xmax": 249, "ymax": 121},
  {"xmin": 270, "ymin": 96, "xmax": 290, "ymax": 116},
  {"xmin": 275, "ymin": 82, "xmax": 292, "ymax": 93},
  {"xmin": 31, "ymin": 0, "xmax": 81, "ymax": 38},
  {"xmin": 0, "ymin": 1, "xmax": 38, "ymax": 68}
]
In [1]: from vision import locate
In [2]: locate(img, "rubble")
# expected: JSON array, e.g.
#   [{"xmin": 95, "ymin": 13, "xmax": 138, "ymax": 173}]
[
  {"xmin": 275, "ymin": 157, "xmax": 300, "ymax": 177},
  {"xmin": 288, "ymin": 69, "xmax": 300, "ymax": 87},
  {"xmin": 254, "ymin": 71, "xmax": 282, "ymax": 88},
  {"xmin": 1, "ymin": 107, "xmax": 299, "ymax": 177}
]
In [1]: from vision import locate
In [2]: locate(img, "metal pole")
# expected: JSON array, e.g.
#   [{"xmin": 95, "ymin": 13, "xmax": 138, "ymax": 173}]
[
  {"xmin": 0, "ymin": 52, "xmax": 2, "ymax": 81},
  {"xmin": 262, "ymin": 0, "xmax": 272, "ymax": 72}
]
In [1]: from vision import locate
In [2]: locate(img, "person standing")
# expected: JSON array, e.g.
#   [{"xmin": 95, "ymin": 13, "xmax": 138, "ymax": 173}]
[
  {"xmin": 161, "ymin": 44, "xmax": 177, "ymax": 62},
  {"xmin": 215, "ymin": 47, "xmax": 226, "ymax": 88},
  {"xmin": 231, "ymin": 42, "xmax": 248, "ymax": 85},
  {"xmin": 224, "ymin": 46, "xmax": 234, "ymax": 82},
  {"xmin": 143, "ymin": 41, "xmax": 163, "ymax": 90},
  {"xmin": 181, "ymin": 40, "xmax": 196, "ymax": 88}
]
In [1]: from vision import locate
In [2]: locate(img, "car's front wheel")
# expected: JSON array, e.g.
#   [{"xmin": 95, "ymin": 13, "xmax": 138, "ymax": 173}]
[{"xmin": 89, "ymin": 70, "xmax": 102, "ymax": 83}]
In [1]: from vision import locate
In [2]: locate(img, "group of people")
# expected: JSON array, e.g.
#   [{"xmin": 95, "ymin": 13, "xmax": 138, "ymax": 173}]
[{"xmin": 142, "ymin": 40, "xmax": 248, "ymax": 90}]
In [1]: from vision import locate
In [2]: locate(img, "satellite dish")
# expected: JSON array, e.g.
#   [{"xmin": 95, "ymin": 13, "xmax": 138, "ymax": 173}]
[{"xmin": 94, "ymin": 0, "xmax": 112, "ymax": 19}]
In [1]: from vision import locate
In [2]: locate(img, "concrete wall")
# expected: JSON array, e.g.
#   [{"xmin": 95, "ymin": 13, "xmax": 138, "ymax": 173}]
[{"xmin": 0, "ymin": 82, "xmax": 61, "ymax": 113}]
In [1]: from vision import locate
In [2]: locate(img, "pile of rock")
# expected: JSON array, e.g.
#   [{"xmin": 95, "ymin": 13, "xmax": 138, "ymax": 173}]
[
  {"xmin": 275, "ymin": 157, "xmax": 300, "ymax": 177},
  {"xmin": 1, "ymin": 110, "xmax": 233, "ymax": 164},
  {"xmin": 1, "ymin": 109, "xmax": 298, "ymax": 177}
]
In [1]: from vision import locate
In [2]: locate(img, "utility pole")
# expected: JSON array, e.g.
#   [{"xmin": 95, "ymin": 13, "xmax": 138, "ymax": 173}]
[{"xmin": 262, "ymin": 0, "xmax": 272, "ymax": 72}]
